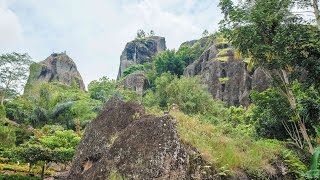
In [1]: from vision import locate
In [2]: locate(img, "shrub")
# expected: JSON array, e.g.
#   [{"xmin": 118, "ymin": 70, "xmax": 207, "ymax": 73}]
[
  {"xmin": 122, "ymin": 64, "xmax": 145, "ymax": 77},
  {"xmin": 0, "ymin": 125, "xmax": 16, "ymax": 148}
]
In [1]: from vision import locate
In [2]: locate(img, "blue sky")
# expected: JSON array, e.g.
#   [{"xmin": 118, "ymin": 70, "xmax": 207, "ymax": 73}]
[{"xmin": 0, "ymin": 0, "xmax": 222, "ymax": 85}]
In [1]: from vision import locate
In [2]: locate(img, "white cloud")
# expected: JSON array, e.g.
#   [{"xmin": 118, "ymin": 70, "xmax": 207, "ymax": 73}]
[
  {"xmin": 1, "ymin": 0, "xmax": 222, "ymax": 85},
  {"xmin": 0, "ymin": 0, "xmax": 23, "ymax": 49}
]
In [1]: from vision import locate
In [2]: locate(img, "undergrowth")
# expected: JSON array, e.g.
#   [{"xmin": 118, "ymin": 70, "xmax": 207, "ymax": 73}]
[{"xmin": 170, "ymin": 111, "xmax": 286, "ymax": 177}]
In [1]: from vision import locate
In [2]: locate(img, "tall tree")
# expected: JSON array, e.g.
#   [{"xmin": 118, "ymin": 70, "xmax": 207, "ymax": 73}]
[
  {"xmin": 0, "ymin": 53, "xmax": 32, "ymax": 105},
  {"xmin": 219, "ymin": 0, "xmax": 320, "ymax": 153},
  {"xmin": 136, "ymin": 29, "xmax": 146, "ymax": 39}
]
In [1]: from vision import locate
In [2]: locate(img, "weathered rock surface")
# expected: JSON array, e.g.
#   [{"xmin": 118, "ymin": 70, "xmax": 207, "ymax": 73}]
[
  {"xmin": 184, "ymin": 37, "xmax": 270, "ymax": 107},
  {"xmin": 119, "ymin": 72, "xmax": 147, "ymax": 96},
  {"xmin": 64, "ymin": 98, "xmax": 222, "ymax": 180},
  {"xmin": 117, "ymin": 36, "xmax": 166, "ymax": 79},
  {"xmin": 25, "ymin": 52, "xmax": 85, "ymax": 92}
]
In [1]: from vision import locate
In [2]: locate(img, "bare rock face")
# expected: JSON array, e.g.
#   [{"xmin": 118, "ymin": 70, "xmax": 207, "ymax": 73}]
[
  {"xmin": 117, "ymin": 36, "xmax": 166, "ymax": 79},
  {"xmin": 65, "ymin": 98, "xmax": 221, "ymax": 180},
  {"xmin": 184, "ymin": 37, "xmax": 270, "ymax": 107},
  {"xmin": 119, "ymin": 72, "xmax": 147, "ymax": 96},
  {"xmin": 24, "ymin": 52, "xmax": 85, "ymax": 93}
]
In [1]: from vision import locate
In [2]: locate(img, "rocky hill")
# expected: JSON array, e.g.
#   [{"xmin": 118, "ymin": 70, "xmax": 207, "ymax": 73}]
[
  {"xmin": 61, "ymin": 98, "xmax": 293, "ymax": 180},
  {"xmin": 117, "ymin": 36, "xmax": 166, "ymax": 79},
  {"xmin": 24, "ymin": 52, "xmax": 85, "ymax": 93},
  {"xmin": 183, "ymin": 36, "xmax": 270, "ymax": 107}
]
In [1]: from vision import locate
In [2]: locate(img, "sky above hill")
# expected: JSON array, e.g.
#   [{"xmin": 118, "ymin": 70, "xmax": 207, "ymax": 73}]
[{"xmin": 0, "ymin": 0, "xmax": 222, "ymax": 85}]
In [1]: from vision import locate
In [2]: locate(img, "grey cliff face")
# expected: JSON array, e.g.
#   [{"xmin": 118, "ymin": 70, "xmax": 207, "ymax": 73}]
[
  {"xmin": 117, "ymin": 36, "xmax": 166, "ymax": 79},
  {"xmin": 184, "ymin": 37, "xmax": 270, "ymax": 107},
  {"xmin": 25, "ymin": 52, "xmax": 85, "ymax": 92}
]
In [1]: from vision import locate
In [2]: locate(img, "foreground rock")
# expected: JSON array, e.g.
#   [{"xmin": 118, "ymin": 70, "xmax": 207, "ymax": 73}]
[
  {"xmin": 61, "ymin": 97, "xmax": 296, "ymax": 179},
  {"xmin": 64, "ymin": 98, "xmax": 223, "ymax": 180},
  {"xmin": 24, "ymin": 52, "xmax": 85, "ymax": 93},
  {"xmin": 119, "ymin": 72, "xmax": 147, "ymax": 96}
]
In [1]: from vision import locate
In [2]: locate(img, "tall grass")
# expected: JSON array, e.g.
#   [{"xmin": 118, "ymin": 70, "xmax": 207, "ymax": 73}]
[{"xmin": 171, "ymin": 111, "xmax": 285, "ymax": 177}]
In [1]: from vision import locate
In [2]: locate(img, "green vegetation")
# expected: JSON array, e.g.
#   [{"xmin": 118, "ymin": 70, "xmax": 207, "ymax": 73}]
[
  {"xmin": 1, "ymin": 1, "xmax": 320, "ymax": 178},
  {"xmin": 122, "ymin": 64, "xmax": 145, "ymax": 77},
  {"xmin": 172, "ymin": 111, "xmax": 285, "ymax": 177}
]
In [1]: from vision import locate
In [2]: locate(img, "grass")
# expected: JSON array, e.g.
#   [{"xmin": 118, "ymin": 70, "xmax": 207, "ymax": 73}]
[
  {"xmin": 0, "ymin": 163, "xmax": 54, "ymax": 176},
  {"xmin": 170, "ymin": 111, "xmax": 286, "ymax": 177}
]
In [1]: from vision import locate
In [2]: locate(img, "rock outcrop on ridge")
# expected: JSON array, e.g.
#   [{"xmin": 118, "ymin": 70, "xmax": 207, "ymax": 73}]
[
  {"xmin": 117, "ymin": 36, "xmax": 166, "ymax": 79},
  {"xmin": 183, "ymin": 36, "xmax": 270, "ymax": 107},
  {"xmin": 24, "ymin": 52, "xmax": 85, "ymax": 93}
]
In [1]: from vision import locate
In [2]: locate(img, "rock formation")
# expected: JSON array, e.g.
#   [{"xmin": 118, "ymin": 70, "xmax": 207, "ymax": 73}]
[
  {"xmin": 24, "ymin": 52, "xmax": 85, "ymax": 93},
  {"xmin": 119, "ymin": 72, "xmax": 147, "ymax": 96},
  {"xmin": 183, "ymin": 36, "xmax": 270, "ymax": 107},
  {"xmin": 64, "ymin": 98, "xmax": 217, "ymax": 179},
  {"xmin": 62, "ymin": 97, "xmax": 293, "ymax": 180},
  {"xmin": 117, "ymin": 36, "xmax": 166, "ymax": 79}
]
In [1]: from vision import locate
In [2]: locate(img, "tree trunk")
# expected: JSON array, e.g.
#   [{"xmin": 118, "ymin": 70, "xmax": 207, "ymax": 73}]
[
  {"xmin": 0, "ymin": 96, "xmax": 4, "ymax": 106},
  {"xmin": 41, "ymin": 163, "xmax": 46, "ymax": 180},
  {"xmin": 313, "ymin": 0, "xmax": 320, "ymax": 31},
  {"xmin": 281, "ymin": 69, "xmax": 314, "ymax": 153}
]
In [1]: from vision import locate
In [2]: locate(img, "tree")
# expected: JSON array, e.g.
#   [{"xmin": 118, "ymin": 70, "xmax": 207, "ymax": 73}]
[
  {"xmin": 219, "ymin": 0, "xmax": 320, "ymax": 153},
  {"xmin": 149, "ymin": 30, "xmax": 155, "ymax": 36},
  {"xmin": 16, "ymin": 126, "xmax": 80, "ymax": 179},
  {"xmin": 0, "ymin": 53, "xmax": 33, "ymax": 105},
  {"xmin": 136, "ymin": 29, "xmax": 146, "ymax": 39},
  {"xmin": 154, "ymin": 50, "xmax": 186, "ymax": 76},
  {"xmin": 122, "ymin": 64, "xmax": 145, "ymax": 77},
  {"xmin": 88, "ymin": 77, "xmax": 117, "ymax": 102},
  {"xmin": 202, "ymin": 29, "xmax": 209, "ymax": 37}
]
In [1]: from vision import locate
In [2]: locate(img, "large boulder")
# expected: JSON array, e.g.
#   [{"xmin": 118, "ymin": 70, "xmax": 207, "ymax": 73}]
[
  {"xmin": 117, "ymin": 36, "xmax": 166, "ymax": 79},
  {"xmin": 184, "ymin": 37, "xmax": 270, "ymax": 107},
  {"xmin": 24, "ymin": 52, "xmax": 85, "ymax": 93},
  {"xmin": 64, "ymin": 98, "xmax": 220, "ymax": 180},
  {"xmin": 119, "ymin": 72, "xmax": 147, "ymax": 96}
]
